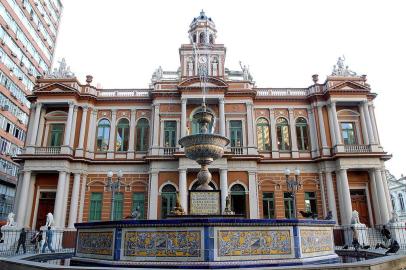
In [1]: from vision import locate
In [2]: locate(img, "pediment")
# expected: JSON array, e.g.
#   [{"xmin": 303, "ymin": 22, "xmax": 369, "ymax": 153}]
[
  {"xmin": 34, "ymin": 82, "xmax": 79, "ymax": 93},
  {"xmin": 329, "ymin": 81, "xmax": 370, "ymax": 91},
  {"xmin": 178, "ymin": 77, "xmax": 228, "ymax": 88}
]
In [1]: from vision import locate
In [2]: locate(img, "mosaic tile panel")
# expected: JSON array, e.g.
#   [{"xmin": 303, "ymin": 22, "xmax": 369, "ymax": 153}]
[
  {"xmin": 217, "ymin": 229, "xmax": 291, "ymax": 257},
  {"xmin": 124, "ymin": 230, "xmax": 201, "ymax": 257},
  {"xmin": 77, "ymin": 231, "xmax": 114, "ymax": 256},
  {"xmin": 300, "ymin": 229, "xmax": 333, "ymax": 253}
]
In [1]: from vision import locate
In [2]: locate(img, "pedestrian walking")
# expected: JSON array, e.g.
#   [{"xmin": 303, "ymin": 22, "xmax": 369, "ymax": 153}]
[
  {"xmin": 42, "ymin": 226, "xmax": 55, "ymax": 253},
  {"xmin": 15, "ymin": 228, "xmax": 27, "ymax": 254}
]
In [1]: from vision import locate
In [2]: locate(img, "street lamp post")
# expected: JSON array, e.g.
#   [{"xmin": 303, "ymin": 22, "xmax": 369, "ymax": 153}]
[
  {"xmin": 284, "ymin": 168, "xmax": 301, "ymax": 219},
  {"xmin": 106, "ymin": 170, "xmax": 123, "ymax": 220}
]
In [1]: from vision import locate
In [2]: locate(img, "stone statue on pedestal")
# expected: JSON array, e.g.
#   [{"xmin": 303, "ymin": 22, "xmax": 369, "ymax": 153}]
[
  {"xmin": 45, "ymin": 213, "xmax": 54, "ymax": 227},
  {"xmin": 171, "ymin": 192, "xmax": 185, "ymax": 216},
  {"xmin": 5, "ymin": 212, "xmax": 16, "ymax": 227},
  {"xmin": 224, "ymin": 195, "xmax": 235, "ymax": 215}
]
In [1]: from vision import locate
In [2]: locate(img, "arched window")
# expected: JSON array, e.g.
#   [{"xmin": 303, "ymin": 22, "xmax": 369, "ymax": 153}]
[
  {"xmin": 96, "ymin": 119, "xmax": 110, "ymax": 152},
  {"xmin": 276, "ymin": 118, "xmax": 290, "ymax": 150},
  {"xmin": 399, "ymin": 193, "xmax": 405, "ymax": 212},
  {"xmin": 391, "ymin": 194, "xmax": 396, "ymax": 211},
  {"xmin": 256, "ymin": 118, "xmax": 270, "ymax": 151},
  {"xmin": 192, "ymin": 34, "xmax": 197, "ymax": 43},
  {"xmin": 161, "ymin": 184, "xmax": 177, "ymax": 218},
  {"xmin": 136, "ymin": 118, "xmax": 149, "ymax": 152},
  {"xmin": 230, "ymin": 184, "xmax": 246, "ymax": 216},
  {"xmin": 199, "ymin": 32, "xmax": 206, "ymax": 44},
  {"xmin": 191, "ymin": 107, "xmax": 215, "ymax": 134},
  {"xmin": 116, "ymin": 118, "xmax": 129, "ymax": 151},
  {"xmin": 209, "ymin": 34, "xmax": 214, "ymax": 44},
  {"xmin": 296, "ymin": 117, "xmax": 309, "ymax": 151}
]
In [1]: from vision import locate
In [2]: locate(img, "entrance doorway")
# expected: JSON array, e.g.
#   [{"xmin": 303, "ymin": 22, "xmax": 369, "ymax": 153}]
[
  {"xmin": 230, "ymin": 184, "xmax": 246, "ymax": 217},
  {"xmin": 35, "ymin": 192, "xmax": 56, "ymax": 230},
  {"xmin": 350, "ymin": 189, "xmax": 370, "ymax": 226}
]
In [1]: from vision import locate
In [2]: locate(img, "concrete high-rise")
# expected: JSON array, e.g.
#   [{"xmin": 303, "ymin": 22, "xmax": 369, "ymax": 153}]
[{"xmin": 0, "ymin": 0, "xmax": 63, "ymax": 221}]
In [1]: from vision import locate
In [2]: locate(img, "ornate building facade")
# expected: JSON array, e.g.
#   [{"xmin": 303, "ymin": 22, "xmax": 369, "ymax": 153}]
[
  {"xmin": 15, "ymin": 11, "xmax": 391, "ymax": 229},
  {"xmin": 0, "ymin": 0, "xmax": 63, "ymax": 221}
]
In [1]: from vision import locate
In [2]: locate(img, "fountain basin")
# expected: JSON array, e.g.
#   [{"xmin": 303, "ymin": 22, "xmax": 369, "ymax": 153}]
[
  {"xmin": 179, "ymin": 134, "xmax": 229, "ymax": 164},
  {"xmin": 72, "ymin": 218, "xmax": 337, "ymax": 268}
]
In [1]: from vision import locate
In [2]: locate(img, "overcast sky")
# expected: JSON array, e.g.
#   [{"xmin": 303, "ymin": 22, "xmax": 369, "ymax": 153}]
[{"xmin": 53, "ymin": 0, "xmax": 406, "ymax": 177}]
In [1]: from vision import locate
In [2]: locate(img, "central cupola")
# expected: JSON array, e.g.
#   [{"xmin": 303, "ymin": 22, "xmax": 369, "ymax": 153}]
[{"xmin": 188, "ymin": 10, "xmax": 217, "ymax": 45}]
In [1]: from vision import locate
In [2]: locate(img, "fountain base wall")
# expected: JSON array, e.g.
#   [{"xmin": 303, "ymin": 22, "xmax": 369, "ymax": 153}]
[{"xmin": 73, "ymin": 218, "xmax": 338, "ymax": 268}]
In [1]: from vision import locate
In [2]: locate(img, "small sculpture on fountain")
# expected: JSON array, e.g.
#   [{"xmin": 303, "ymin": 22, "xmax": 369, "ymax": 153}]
[
  {"xmin": 223, "ymin": 195, "xmax": 235, "ymax": 215},
  {"xmin": 45, "ymin": 212, "xmax": 54, "ymax": 227},
  {"xmin": 171, "ymin": 192, "xmax": 186, "ymax": 216},
  {"xmin": 351, "ymin": 210, "xmax": 361, "ymax": 224}
]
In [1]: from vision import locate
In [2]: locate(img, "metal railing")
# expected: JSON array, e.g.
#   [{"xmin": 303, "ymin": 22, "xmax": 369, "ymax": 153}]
[
  {"xmin": 344, "ymin": 145, "xmax": 372, "ymax": 153},
  {"xmin": 34, "ymin": 147, "xmax": 61, "ymax": 155},
  {"xmin": 0, "ymin": 229, "xmax": 75, "ymax": 257}
]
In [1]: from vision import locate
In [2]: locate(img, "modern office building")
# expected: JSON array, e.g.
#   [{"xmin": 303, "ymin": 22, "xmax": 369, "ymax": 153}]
[
  {"xmin": 15, "ymin": 11, "xmax": 391, "ymax": 230},
  {"xmin": 0, "ymin": 0, "xmax": 63, "ymax": 220}
]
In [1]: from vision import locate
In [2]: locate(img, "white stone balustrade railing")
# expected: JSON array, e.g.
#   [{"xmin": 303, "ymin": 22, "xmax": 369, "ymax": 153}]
[
  {"xmin": 97, "ymin": 90, "xmax": 150, "ymax": 97},
  {"xmin": 256, "ymin": 88, "xmax": 308, "ymax": 97},
  {"xmin": 34, "ymin": 147, "xmax": 61, "ymax": 155},
  {"xmin": 344, "ymin": 144, "xmax": 372, "ymax": 153},
  {"xmin": 161, "ymin": 147, "xmax": 178, "ymax": 156}
]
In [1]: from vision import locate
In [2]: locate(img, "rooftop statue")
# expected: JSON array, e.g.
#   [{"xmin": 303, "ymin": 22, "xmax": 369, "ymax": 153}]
[
  {"xmin": 331, "ymin": 55, "xmax": 357, "ymax": 76},
  {"xmin": 47, "ymin": 58, "xmax": 75, "ymax": 79},
  {"xmin": 239, "ymin": 61, "xmax": 253, "ymax": 81}
]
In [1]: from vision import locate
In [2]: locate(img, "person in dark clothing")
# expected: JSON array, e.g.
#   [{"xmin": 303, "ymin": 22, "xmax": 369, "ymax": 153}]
[
  {"xmin": 31, "ymin": 230, "xmax": 43, "ymax": 253},
  {"xmin": 42, "ymin": 226, "xmax": 55, "ymax": 253},
  {"xmin": 15, "ymin": 228, "xmax": 27, "ymax": 254}
]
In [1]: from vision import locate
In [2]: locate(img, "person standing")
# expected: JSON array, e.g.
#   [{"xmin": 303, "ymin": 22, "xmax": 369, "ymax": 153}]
[
  {"xmin": 15, "ymin": 228, "xmax": 27, "ymax": 254},
  {"xmin": 42, "ymin": 227, "xmax": 55, "ymax": 253}
]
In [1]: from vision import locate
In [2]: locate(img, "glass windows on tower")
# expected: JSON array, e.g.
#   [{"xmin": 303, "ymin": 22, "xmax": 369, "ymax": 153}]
[
  {"xmin": 341, "ymin": 122, "xmax": 357, "ymax": 145},
  {"xmin": 96, "ymin": 119, "xmax": 110, "ymax": 152}
]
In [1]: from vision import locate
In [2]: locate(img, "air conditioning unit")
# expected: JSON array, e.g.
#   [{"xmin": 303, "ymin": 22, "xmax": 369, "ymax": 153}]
[
  {"xmin": 18, "ymin": 118, "xmax": 23, "ymax": 124},
  {"xmin": 28, "ymin": 71, "xmax": 33, "ymax": 76},
  {"xmin": 10, "ymin": 92, "xmax": 16, "ymax": 98},
  {"xmin": 18, "ymin": 76, "xmax": 22, "ymax": 81},
  {"xmin": 19, "ymin": 61, "xmax": 24, "ymax": 67},
  {"xmin": 10, "ymin": 52, "xmax": 17, "ymax": 57},
  {"xmin": 5, "ymin": 24, "xmax": 9, "ymax": 29},
  {"xmin": 1, "ymin": 40, "xmax": 5, "ymax": 45}
]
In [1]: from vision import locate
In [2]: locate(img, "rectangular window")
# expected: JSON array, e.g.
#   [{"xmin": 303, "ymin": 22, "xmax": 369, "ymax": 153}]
[
  {"xmin": 89, "ymin": 192, "xmax": 102, "ymax": 221},
  {"xmin": 284, "ymin": 192, "xmax": 294, "ymax": 219},
  {"xmin": 305, "ymin": 192, "xmax": 317, "ymax": 216},
  {"xmin": 132, "ymin": 192, "xmax": 145, "ymax": 219},
  {"xmin": 48, "ymin": 123, "xmax": 65, "ymax": 146},
  {"xmin": 164, "ymin": 121, "xmax": 177, "ymax": 147},
  {"xmin": 113, "ymin": 192, "xmax": 123, "ymax": 220},
  {"xmin": 229, "ymin": 120, "xmax": 243, "ymax": 147},
  {"xmin": 262, "ymin": 192, "xmax": 275, "ymax": 219},
  {"xmin": 341, "ymin": 122, "xmax": 357, "ymax": 145}
]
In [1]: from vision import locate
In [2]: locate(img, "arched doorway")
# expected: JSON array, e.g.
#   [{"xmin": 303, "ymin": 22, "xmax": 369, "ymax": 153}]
[
  {"xmin": 230, "ymin": 184, "xmax": 246, "ymax": 216},
  {"xmin": 161, "ymin": 184, "xmax": 177, "ymax": 219}
]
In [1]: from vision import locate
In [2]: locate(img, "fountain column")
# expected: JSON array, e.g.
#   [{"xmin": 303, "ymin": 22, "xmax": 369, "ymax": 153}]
[
  {"xmin": 179, "ymin": 169, "xmax": 188, "ymax": 213},
  {"xmin": 220, "ymin": 169, "xmax": 228, "ymax": 213}
]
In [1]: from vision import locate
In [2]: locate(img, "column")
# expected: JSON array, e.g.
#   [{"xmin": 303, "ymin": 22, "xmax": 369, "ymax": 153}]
[
  {"xmin": 61, "ymin": 173, "xmax": 71, "ymax": 228},
  {"xmin": 16, "ymin": 171, "xmax": 31, "ymax": 225},
  {"xmin": 25, "ymin": 105, "xmax": 36, "ymax": 146},
  {"xmin": 13, "ymin": 172, "xmax": 23, "ymax": 216},
  {"xmin": 220, "ymin": 169, "xmax": 228, "ymax": 213},
  {"xmin": 325, "ymin": 171, "xmax": 338, "ymax": 222},
  {"xmin": 318, "ymin": 172, "xmax": 327, "ymax": 217},
  {"xmin": 29, "ymin": 103, "xmax": 42, "ymax": 146},
  {"xmin": 35, "ymin": 108, "xmax": 46, "ymax": 146},
  {"xmin": 368, "ymin": 104, "xmax": 380, "ymax": 144},
  {"xmin": 269, "ymin": 109, "xmax": 279, "ymax": 158},
  {"xmin": 53, "ymin": 171, "xmax": 67, "ymax": 227},
  {"xmin": 219, "ymin": 98, "xmax": 225, "ymax": 136},
  {"xmin": 24, "ymin": 174, "xmax": 36, "ymax": 227},
  {"xmin": 107, "ymin": 109, "xmax": 117, "ymax": 158},
  {"xmin": 369, "ymin": 170, "xmax": 381, "ymax": 225},
  {"xmin": 78, "ymin": 175, "xmax": 87, "ymax": 223},
  {"xmin": 148, "ymin": 172, "xmax": 158, "ymax": 219},
  {"xmin": 374, "ymin": 169, "xmax": 389, "ymax": 223},
  {"xmin": 181, "ymin": 98, "xmax": 187, "ymax": 137},
  {"xmin": 76, "ymin": 106, "xmax": 88, "ymax": 156},
  {"xmin": 63, "ymin": 103, "xmax": 74, "ymax": 146},
  {"xmin": 179, "ymin": 169, "xmax": 187, "ymax": 213},
  {"xmin": 248, "ymin": 171, "xmax": 259, "ymax": 218},
  {"xmin": 68, "ymin": 173, "xmax": 81, "ymax": 228},
  {"xmin": 381, "ymin": 170, "xmax": 393, "ymax": 214},
  {"xmin": 151, "ymin": 104, "xmax": 160, "ymax": 155},
  {"xmin": 330, "ymin": 101, "xmax": 342, "ymax": 145},
  {"xmin": 246, "ymin": 102, "xmax": 256, "ymax": 154},
  {"xmin": 359, "ymin": 103, "xmax": 370, "ymax": 145},
  {"xmin": 363, "ymin": 101, "xmax": 376, "ymax": 145},
  {"xmin": 316, "ymin": 105, "xmax": 329, "ymax": 155},
  {"xmin": 86, "ymin": 109, "xmax": 97, "ymax": 156},
  {"xmin": 69, "ymin": 106, "xmax": 78, "ymax": 148},
  {"xmin": 337, "ymin": 169, "xmax": 352, "ymax": 225},
  {"xmin": 288, "ymin": 108, "xmax": 299, "ymax": 158},
  {"xmin": 128, "ymin": 109, "xmax": 136, "ymax": 158},
  {"xmin": 327, "ymin": 105, "xmax": 337, "ymax": 146},
  {"xmin": 307, "ymin": 107, "xmax": 319, "ymax": 157}
]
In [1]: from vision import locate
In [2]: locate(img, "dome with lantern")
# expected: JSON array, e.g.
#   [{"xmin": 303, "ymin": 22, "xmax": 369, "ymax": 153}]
[{"xmin": 188, "ymin": 10, "xmax": 217, "ymax": 45}]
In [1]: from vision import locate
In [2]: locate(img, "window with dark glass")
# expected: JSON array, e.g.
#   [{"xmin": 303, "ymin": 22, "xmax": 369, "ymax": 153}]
[
  {"xmin": 136, "ymin": 118, "xmax": 149, "ymax": 151},
  {"xmin": 276, "ymin": 118, "xmax": 290, "ymax": 150},
  {"xmin": 229, "ymin": 120, "xmax": 243, "ymax": 147},
  {"xmin": 230, "ymin": 184, "xmax": 246, "ymax": 216},
  {"xmin": 399, "ymin": 194, "xmax": 405, "ymax": 212},
  {"xmin": 48, "ymin": 123, "xmax": 64, "ymax": 147},
  {"xmin": 112, "ymin": 192, "xmax": 123, "ymax": 220},
  {"xmin": 341, "ymin": 122, "xmax": 357, "ymax": 145},
  {"xmin": 305, "ymin": 192, "xmax": 317, "ymax": 216},
  {"xmin": 257, "ymin": 118, "xmax": 270, "ymax": 151},
  {"xmin": 164, "ymin": 121, "xmax": 177, "ymax": 147},
  {"xmin": 262, "ymin": 192, "xmax": 275, "ymax": 219},
  {"xmin": 96, "ymin": 119, "xmax": 110, "ymax": 151},
  {"xmin": 116, "ymin": 118, "xmax": 129, "ymax": 151},
  {"xmin": 89, "ymin": 192, "xmax": 102, "ymax": 221},
  {"xmin": 161, "ymin": 184, "xmax": 176, "ymax": 218},
  {"xmin": 296, "ymin": 117, "xmax": 309, "ymax": 151},
  {"xmin": 391, "ymin": 194, "xmax": 396, "ymax": 211},
  {"xmin": 284, "ymin": 192, "xmax": 294, "ymax": 218},
  {"xmin": 132, "ymin": 192, "xmax": 145, "ymax": 219}
]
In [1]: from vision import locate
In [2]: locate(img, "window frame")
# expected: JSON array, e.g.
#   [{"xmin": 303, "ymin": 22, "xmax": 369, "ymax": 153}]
[
  {"xmin": 96, "ymin": 119, "xmax": 110, "ymax": 152},
  {"xmin": 89, "ymin": 192, "xmax": 103, "ymax": 221},
  {"xmin": 262, "ymin": 192, "xmax": 275, "ymax": 219},
  {"xmin": 163, "ymin": 121, "xmax": 177, "ymax": 147},
  {"xmin": 276, "ymin": 117, "xmax": 291, "ymax": 151},
  {"xmin": 135, "ymin": 118, "xmax": 149, "ymax": 152},
  {"xmin": 340, "ymin": 122, "xmax": 357, "ymax": 145},
  {"xmin": 256, "ymin": 118, "xmax": 270, "ymax": 152},
  {"xmin": 296, "ymin": 117, "xmax": 309, "ymax": 151}
]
